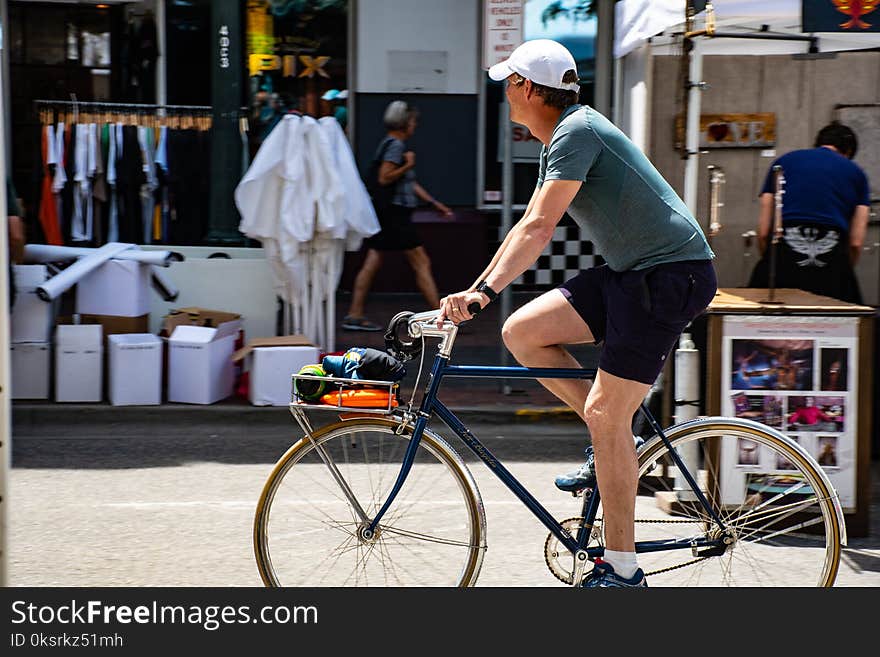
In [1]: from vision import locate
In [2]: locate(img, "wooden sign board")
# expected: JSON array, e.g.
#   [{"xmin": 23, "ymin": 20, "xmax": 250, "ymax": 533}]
[{"xmin": 675, "ymin": 112, "xmax": 777, "ymax": 150}]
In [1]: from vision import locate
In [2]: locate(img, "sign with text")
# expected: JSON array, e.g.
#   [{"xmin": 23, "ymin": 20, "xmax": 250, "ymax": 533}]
[
  {"xmin": 483, "ymin": 0, "xmax": 524, "ymax": 69},
  {"xmin": 699, "ymin": 113, "xmax": 776, "ymax": 149}
]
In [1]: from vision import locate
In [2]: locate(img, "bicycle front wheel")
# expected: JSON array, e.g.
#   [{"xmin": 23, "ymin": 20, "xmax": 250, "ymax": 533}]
[
  {"xmin": 617, "ymin": 418, "xmax": 844, "ymax": 586},
  {"xmin": 254, "ymin": 417, "xmax": 486, "ymax": 586}
]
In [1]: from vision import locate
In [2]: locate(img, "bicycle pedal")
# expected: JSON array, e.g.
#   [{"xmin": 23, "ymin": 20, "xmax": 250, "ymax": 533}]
[{"xmin": 570, "ymin": 487, "xmax": 593, "ymax": 498}]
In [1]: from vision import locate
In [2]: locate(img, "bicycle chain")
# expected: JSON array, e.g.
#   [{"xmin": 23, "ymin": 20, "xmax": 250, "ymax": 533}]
[
  {"xmin": 643, "ymin": 556, "xmax": 711, "ymax": 577},
  {"xmin": 544, "ymin": 517, "xmax": 714, "ymax": 584}
]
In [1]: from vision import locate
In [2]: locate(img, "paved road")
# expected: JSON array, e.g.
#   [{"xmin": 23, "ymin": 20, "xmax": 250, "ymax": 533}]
[{"xmin": 8, "ymin": 417, "xmax": 880, "ymax": 587}]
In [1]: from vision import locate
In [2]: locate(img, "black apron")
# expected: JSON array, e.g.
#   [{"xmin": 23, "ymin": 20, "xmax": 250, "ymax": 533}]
[{"xmin": 748, "ymin": 220, "xmax": 863, "ymax": 304}]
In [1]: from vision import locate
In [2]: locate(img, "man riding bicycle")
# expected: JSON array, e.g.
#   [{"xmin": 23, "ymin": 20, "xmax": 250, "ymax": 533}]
[{"xmin": 437, "ymin": 39, "xmax": 717, "ymax": 588}]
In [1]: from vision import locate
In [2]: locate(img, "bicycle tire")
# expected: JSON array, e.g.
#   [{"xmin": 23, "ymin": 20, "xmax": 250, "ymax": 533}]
[
  {"xmin": 254, "ymin": 417, "xmax": 487, "ymax": 587},
  {"xmin": 597, "ymin": 417, "xmax": 844, "ymax": 587}
]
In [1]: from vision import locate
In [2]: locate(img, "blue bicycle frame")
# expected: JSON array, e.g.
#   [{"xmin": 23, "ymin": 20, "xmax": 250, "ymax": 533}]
[{"xmin": 365, "ymin": 352, "xmax": 729, "ymax": 560}]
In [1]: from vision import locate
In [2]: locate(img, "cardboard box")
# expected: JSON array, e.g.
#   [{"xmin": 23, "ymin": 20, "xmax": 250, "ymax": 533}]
[
  {"xmin": 55, "ymin": 324, "xmax": 103, "ymax": 402},
  {"xmin": 59, "ymin": 314, "xmax": 150, "ymax": 343},
  {"xmin": 159, "ymin": 307, "xmax": 243, "ymax": 337},
  {"xmin": 167, "ymin": 324, "xmax": 239, "ymax": 405},
  {"xmin": 232, "ymin": 335, "xmax": 320, "ymax": 406},
  {"xmin": 108, "ymin": 334, "xmax": 163, "ymax": 406},
  {"xmin": 11, "ymin": 265, "xmax": 55, "ymax": 342},
  {"xmin": 76, "ymin": 259, "xmax": 151, "ymax": 317},
  {"xmin": 10, "ymin": 342, "xmax": 51, "ymax": 399}
]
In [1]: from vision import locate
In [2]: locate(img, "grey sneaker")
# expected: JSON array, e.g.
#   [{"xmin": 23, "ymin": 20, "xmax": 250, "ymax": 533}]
[
  {"xmin": 341, "ymin": 315, "xmax": 383, "ymax": 332},
  {"xmin": 582, "ymin": 560, "xmax": 647, "ymax": 588},
  {"xmin": 554, "ymin": 436, "xmax": 645, "ymax": 493}
]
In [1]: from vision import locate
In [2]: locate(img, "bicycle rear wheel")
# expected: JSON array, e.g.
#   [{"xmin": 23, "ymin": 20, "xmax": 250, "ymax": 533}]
[
  {"xmin": 603, "ymin": 417, "xmax": 844, "ymax": 586},
  {"xmin": 254, "ymin": 417, "xmax": 486, "ymax": 586}
]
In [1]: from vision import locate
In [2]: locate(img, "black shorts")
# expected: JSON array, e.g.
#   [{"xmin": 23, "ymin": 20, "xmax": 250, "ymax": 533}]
[
  {"xmin": 559, "ymin": 259, "xmax": 717, "ymax": 385},
  {"xmin": 364, "ymin": 204, "xmax": 422, "ymax": 251}
]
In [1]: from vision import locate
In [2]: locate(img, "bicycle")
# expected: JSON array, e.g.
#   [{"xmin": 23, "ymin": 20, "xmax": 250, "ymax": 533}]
[{"xmin": 253, "ymin": 308, "xmax": 847, "ymax": 587}]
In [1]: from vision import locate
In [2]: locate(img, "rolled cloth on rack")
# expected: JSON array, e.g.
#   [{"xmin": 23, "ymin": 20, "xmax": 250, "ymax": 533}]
[
  {"xmin": 150, "ymin": 265, "xmax": 179, "ymax": 301},
  {"xmin": 24, "ymin": 243, "xmax": 184, "ymax": 267},
  {"xmin": 36, "ymin": 242, "xmax": 136, "ymax": 302}
]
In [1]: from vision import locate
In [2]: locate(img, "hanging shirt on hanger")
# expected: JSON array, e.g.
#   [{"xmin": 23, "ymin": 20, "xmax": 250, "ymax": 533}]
[
  {"xmin": 38, "ymin": 123, "xmax": 64, "ymax": 245},
  {"xmin": 52, "ymin": 121, "xmax": 67, "ymax": 193},
  {"xmin": 106, "ymin": 124, "xmax": 119, "ymax": 243},
  {"xmin": 91, "ymin": 123, "xmax": 107, "ymax": 245},
  {"xmin": 137, "ymin": 125, "xmax": 158, "ymax": 244},
  {"xmin": 154, "ymin": 125, "xmax": 169, "ymax": 242},
  {"xmin": 71, "ymin": 122, "xmax": 93, "ymax": 242}
]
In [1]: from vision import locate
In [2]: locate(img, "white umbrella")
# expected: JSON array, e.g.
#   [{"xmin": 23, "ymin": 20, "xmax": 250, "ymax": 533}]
[{"xmin": 235, "ymin": 114, "xmax": 377, "ymax": 352}]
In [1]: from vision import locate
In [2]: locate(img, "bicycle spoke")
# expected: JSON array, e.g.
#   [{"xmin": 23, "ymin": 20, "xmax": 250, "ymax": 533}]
[
  {"xmin": 622, "ymin": 423, "xmax": 841, "ymax": 587},
  {"xmin": 255, "ymin": 421, "xmax": 483, "ymax": 587},
  {"xmin": 380, "ymin": 524, "xmax": 478, "ymax": 548}
]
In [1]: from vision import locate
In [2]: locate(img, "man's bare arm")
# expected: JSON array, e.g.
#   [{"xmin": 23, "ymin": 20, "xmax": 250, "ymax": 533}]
[
  {"xmin": 756, "ymin": 192, "xmax": 774, "ymax": 254},
  {"xmin": 436, "ymin": 180, "xmax": 581, "ymax": 326},
  {"xmin": 849, "ymin": 204, "xmax": 869, "ymax": 265},
  {"xmin": 482, "ymin": 180, "xmax": 582, "ymax": 293},
  {"xmin": 468, "ymin": 186, "xmax": 542, "ymax": 290}
]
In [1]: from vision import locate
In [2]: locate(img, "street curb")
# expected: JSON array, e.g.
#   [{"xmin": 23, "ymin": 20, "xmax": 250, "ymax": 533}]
[
  {"xmin": 11, "ymin": 402, "xmax": 581, "ymax": 428},
  {"xmin": 513, "ymin": 406, "xmax": 579, "ymax": 420}
]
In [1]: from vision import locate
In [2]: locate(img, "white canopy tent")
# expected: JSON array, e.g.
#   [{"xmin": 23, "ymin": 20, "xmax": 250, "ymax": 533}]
[
  {"xmin": 616, "ymin": 0, "xmax": 880, "ymax": 57},
  {"xmin": 613, "ymin": 0, "xmax": 880, "ymax": 214}
]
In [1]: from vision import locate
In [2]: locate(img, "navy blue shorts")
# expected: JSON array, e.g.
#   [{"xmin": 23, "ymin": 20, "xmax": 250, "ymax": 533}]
[{"xmin": 558, "ymin": 260, "xmax": 717, "ymax": 385}]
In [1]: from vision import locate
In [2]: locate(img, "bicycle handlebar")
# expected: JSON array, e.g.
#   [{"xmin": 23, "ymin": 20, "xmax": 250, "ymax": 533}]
[
  {"xmin": 408, "ymin": 301, "xmax": 482, "ymax": 325},
  {"xmin": 405, "ymin": 302, "xmax": 482, "ymax": 344}
]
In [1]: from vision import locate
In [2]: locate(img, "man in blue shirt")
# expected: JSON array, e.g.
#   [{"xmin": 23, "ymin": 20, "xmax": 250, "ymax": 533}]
[
  {"xmin": 749, "ymin": 122, "xmax": 870, "ymax": 304},
  {"xmin": 437, "ymin": 40, "xmax": 717, "ymax": 587}
]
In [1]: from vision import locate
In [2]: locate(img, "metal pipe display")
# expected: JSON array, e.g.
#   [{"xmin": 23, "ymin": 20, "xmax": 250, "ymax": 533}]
[
  {"xmin": 35, "ymin": 242, "xmax": 136, "ymax": 302},
  {"xmin": 24, "ymin": 244, "xmax": 183, "ymax": 267}
]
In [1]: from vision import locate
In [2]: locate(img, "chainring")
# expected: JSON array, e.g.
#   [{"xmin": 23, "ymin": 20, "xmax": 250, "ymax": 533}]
[{"xmin": 544, "ymin": 517, "xmax": 603, "ymax": 585}]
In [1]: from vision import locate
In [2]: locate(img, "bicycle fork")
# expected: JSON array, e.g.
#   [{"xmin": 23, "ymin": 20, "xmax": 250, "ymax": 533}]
[{"xmin": 365, "ymin": 354, "xmax": 449, "ymax": 535}]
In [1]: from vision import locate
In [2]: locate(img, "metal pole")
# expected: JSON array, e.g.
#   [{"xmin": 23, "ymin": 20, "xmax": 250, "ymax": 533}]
[
  {"xmin": 499, "ymin": 101, "xmax": 513, "ymax": 394},
  {"xmin": 683, "ymin": 37, "xmax": 703, "ymax": 215},
  {"xmin": 156, "ymin": 0, "xmax": 167, "ymax": 107},
  {"xmin": 763, "ymin": 165, "xmax": 785, "ymax": 304},
  {"xmin": 0, "ymin": 43, "xmax": 11, "ymax": 586},
  {"xmin": 594, "ymin": 0, "xmax": 614, "ymax": 117},
  {"xmin": 1, "ymin": 0, "xmax": 12, "ymax": 168}
]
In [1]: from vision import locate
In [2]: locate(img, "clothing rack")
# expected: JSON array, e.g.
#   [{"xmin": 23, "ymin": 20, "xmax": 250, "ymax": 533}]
[
  {"xmin": 34, "ymin": 99, "xmax": 212, "ymax": 112},
  {"xmin": 32, "ymin": 98, "xmax": 220, "ymax": 247},
  {"xmin": 34, "ymin": 99, "xmax": 216, "ymax": 130}
]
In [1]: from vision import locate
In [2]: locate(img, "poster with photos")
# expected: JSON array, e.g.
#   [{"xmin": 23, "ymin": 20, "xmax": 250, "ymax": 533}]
[{"xmin": 720, "ymin": 316, "xmax": 858, "ymax": 510}]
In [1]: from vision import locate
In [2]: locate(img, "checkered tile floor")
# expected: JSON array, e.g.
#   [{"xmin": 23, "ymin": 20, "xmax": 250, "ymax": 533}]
[{"xmin": 490, "ymin": 215, "xmax": 602, "ymax": 290}]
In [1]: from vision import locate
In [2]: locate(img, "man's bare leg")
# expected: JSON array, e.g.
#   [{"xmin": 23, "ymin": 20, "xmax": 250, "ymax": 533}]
[
  {"xmin": 502, "ymin": 288, "xmax": 650, "ymax": 572},
  {"xmin": 584, "ymin": 368, "xmax": 650, "ymax": 553},
  {"xmin": 501, "ymin": 289, "xmax": 594, "ymax": 420}
]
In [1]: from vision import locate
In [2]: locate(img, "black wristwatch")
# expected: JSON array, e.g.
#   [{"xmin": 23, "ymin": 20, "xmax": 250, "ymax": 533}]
[{"xmin": 475, "ymin": 280, "xmax": 498, "ymax": 303}]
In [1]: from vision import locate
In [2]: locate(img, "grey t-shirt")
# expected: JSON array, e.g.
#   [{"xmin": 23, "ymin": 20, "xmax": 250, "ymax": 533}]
[
  {"xmin": 379, "ymin": 137, "xmax": 418, "ymax": 208},
  {"xmin": 537, "ymin": 104, "xmax": 714, "ymax": 271}
]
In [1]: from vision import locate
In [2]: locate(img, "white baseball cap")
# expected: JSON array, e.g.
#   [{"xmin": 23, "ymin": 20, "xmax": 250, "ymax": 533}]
[{"xmin": 488, "ymin": 39, "xmax": 580, "ymax": 92}]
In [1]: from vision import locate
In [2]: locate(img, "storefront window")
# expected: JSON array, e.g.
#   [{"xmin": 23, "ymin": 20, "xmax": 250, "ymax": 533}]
[
  {"xmin": 245, "ymin": 0, "xmax": 348, "ymax": 155},
  {"xmin": 7, "ymin": 1, "xmax": 119, "ymax": 210}
]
